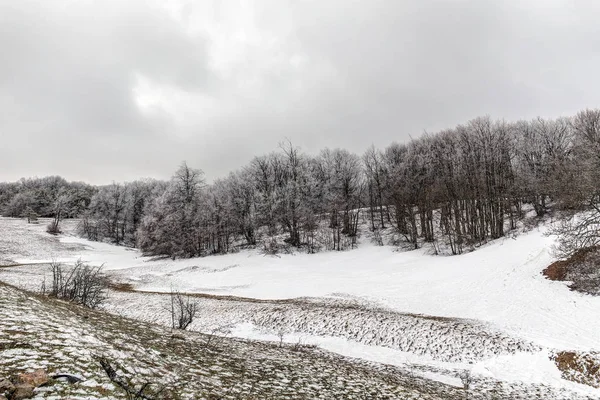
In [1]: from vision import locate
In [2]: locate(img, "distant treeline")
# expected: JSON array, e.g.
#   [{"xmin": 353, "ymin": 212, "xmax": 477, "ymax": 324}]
[
  {"xmin": 2, "ymin": 109, "xmax": 600, "ymax": 258},
  {"xmin": 0, "ymin": 176, "xmax": 96, "ymax": 219}
]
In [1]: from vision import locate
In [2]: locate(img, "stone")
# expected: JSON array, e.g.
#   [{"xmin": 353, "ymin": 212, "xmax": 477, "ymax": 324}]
[
  {"xmin": 10, "ymin": 384, "xmax": 34, "ymax": 400},
  {"xmin": 16, "ymin": 370, "xmax": 47, "ymax": 387},
  {"xmin": 0, "ymin": 379, "xmax": 14, "ymax": 393}
]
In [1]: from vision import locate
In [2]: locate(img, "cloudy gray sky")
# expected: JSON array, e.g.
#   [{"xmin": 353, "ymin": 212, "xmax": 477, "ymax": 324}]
[{"xmin": 1, "ymin": 0, "xmax": 599, "ymax": 184}]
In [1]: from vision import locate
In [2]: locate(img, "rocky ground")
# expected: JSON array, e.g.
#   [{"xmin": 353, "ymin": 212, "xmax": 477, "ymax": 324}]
[{"xmin": 0, "ymin": 281, "xmax": 482, "ymax": 400}]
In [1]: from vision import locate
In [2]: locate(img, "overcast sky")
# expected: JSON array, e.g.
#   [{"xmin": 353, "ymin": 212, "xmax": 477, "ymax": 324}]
[{"xmin": 1, "ymin": 0, "xmax": 599, "ymax": 184}]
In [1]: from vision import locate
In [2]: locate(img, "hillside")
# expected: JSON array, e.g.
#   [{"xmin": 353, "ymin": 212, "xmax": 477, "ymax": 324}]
[
  {"xmin": 1, "ymin": 281, "xmax": 469, "ymax": 399},
  {"xmin": 1, "ymin": 217, "xmax": 600, "ymax": 399}
]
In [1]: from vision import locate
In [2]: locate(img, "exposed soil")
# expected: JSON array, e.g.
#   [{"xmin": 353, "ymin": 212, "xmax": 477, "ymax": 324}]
[
  {"xmin": 554, "ymin": 351, "xmax": 600, "ymax": 389},
  {"xmin": 543, "ymin": 247, "xmax": 597, "ymax": 281},
  {"xmin": 543, "ymin": 247, "xmax": 600, "ymax": 295}
]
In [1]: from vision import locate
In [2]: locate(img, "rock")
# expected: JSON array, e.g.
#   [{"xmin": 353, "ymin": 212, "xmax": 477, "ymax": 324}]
[
  {"xmin": 10, "ymin": 384, "xmax": 34, "ymax": 400},
  {"xmin": 0, "ymin": 379, "xmax": 14, "ymax": 393},
  {"xmin": 0, "ymin": 395, "xmax": 7, "ymax": 400},
  {"xmin": 16, "ymin": 370, "xmax": 47, "ymax": 387}
]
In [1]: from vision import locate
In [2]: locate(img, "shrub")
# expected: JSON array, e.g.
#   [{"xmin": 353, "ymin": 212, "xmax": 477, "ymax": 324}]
[
  {"xmin": 44, "ymin": 260, "xmax": 107, "ymax": 308},
  {"xmin": 46, "ymin": 220, "xmax": 61, "ymax": 235},
  {"xmin": 169, "ymin": 290, "xmax": 198, "ymax": 330}
]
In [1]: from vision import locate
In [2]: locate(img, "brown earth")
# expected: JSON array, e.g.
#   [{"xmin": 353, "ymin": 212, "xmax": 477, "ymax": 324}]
[
  {"xmin": 543, "ymin": 246, "xmax": 597, "ymax": 281},
  {"xmin": 554, "ymin": 351, "xmax": 600, "ymax": 389}
]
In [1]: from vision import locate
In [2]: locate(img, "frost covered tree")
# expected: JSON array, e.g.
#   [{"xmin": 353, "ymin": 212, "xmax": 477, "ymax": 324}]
[
  {"xmin": 363, "ymin": 145, "xmax": 387, "ymax": 230},
  {"xmin": 80, "ymin": 180, "xmax": 161, "ymax": 245},
  {"xmin": 513, "ymin": 117, "xmax": 573, "ymax": 216},
  {"xmin": 0, "ymin": 176, "xmax": 95, "ymax": 218},
  {"xmin": 5, "ymin": 107, "xmax": 598, "ymax": 258},
  {"xmin": 138, "ymin": 163, "xmax": 205, "ymax": 258},
  {"xmin": 552, "ymin": 109, "xmax": 600, "ymax": 257},
  {"xmin": 316, "ymin": 148, "xmax": 364, "ymax": 250},
  {"xmin": 226, "ymin": 170, "xmax": 258, "ymax": 246}
]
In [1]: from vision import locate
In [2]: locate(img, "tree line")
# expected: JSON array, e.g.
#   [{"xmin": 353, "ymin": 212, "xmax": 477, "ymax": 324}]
[
  {"xmin": 0, "ymin": 176, "xmax": 96, "ymax": 221},
  {"xmin": 2, "ymin": 109, "xmax": 600, "ymax": 258}
]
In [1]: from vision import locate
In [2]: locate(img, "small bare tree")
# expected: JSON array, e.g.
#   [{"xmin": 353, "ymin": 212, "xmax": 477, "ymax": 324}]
[
  {"xmin": 459, "ymin": 369, "xmax": 473, "ymax": 400},
  {"xmin": 550, "ymin": 212, "xmax": 600, "ymax": 259},
  {"xmin": 169, "ymin": 290, "xmax": 198, "ymax": 330},
  {"xmin": 276, "ymin": 328, "xmax": 287, "ymax": 348},
  {"xmin": 47, "ymin": 193, "xmax": 71, "ymax": 234},
  {"xmin": 202, "ymin": 324, "xmax": 233, "ymax": 350},
  {"xmin": 97, "ymin": 356, "xmax": 167, "ymax": 400},
  {"xmin": 46, "ymin": 260, "xmax": 107, "ymax": 308}
]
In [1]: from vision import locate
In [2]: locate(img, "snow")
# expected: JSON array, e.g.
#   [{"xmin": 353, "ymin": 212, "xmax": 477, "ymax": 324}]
[
  {"xmin": 472, "ymin": 351, "xmax": 563, "ymax": 385},
  {"xmin": 230, "ymin": 322, "xmax": 598, "ymax": 397},
  {"xmin": 27, "ymin": 225, "xmax": 600, "ymax": 352},
  {"xmin": 230, "ymin": 321, "xmax": 464, "ymax": 388},
  {"xmin": 3, "ymin": 217, "xmax": 600, "ymax": 397}
]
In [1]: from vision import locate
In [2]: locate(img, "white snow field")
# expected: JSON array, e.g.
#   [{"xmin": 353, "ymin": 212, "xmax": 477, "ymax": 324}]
[
  {"xmin": 1, "ymin": 217, "xmax": 600, "ymax": 398},
  {"xmin": 22, "ymin": 222, "xmax": 599, "ymax": 351}
]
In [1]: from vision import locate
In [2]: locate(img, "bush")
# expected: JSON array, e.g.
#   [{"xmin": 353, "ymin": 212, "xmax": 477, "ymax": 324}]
[
  {"xmin": 44, "ymin": 260, "xmax": 107, "ymax": 308},
  {"xmin": 46, "ymin": 220, "xmax": 61, "ymax": 235},
  {"xmin": 169, "ymin": 290, "xmax": 198, "ymax": 330}
]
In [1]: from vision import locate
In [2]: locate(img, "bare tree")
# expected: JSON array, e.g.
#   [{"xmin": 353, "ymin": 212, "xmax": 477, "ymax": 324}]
[
  {"xmin": 45, "ymin": 260, "xmax": 107, "ymax": 308},
  {"xmin": 363, "ymin": 145, "xmax": 387, "ymax": 230},
  {"xmin": 169, "ymin": 290, "xmax": 198, "ymax": 330},
  {"xmin": 97, "ymin": 356, "xmax": 168, "ymax": 400},
  {"xmin": 459, "ymin": 369, "xmax": 473, "ymax": 400},
  {"xmin": 47, "ymin": 192, "xmax": 71, "ymax": 234},
  {"xmin": 28, "ymin": 107, "xmax": 595, "ymax": 258}
]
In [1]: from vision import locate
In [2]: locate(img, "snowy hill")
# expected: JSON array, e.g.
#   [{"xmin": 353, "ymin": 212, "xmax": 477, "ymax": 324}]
[{"xmin": 1, "ymin": 217, "xmax": 600, "ymax": 398}]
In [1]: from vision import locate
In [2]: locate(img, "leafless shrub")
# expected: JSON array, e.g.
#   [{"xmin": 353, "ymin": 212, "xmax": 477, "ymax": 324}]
[
  {"xmin": 97, "ymin": 356, "xmax": 167, "ymax": 400},
  {"xmin": 259, "ymin": 237, "xmax": 280, "ymax": 257},
  {"xmin": 169, "ymin": 290, "xmax": 198, "ymax": 330},
  {"xmin": 545, "ymin": 245, "xmax": 600, "ymax": 295},
  {"xmin": 371, "ymin": 229, "xmax": 384, "ymax": 246},
  {"xmin": 45, "ymin": 260, "xmax": 107, "ymax": 308},
  {"xmin": 259, "ymin": 237, "xmax": 293, "ymax": 257},
  {"xmin": 46, "ymin": 220, "xmax": 61, "ymax": 235},
  {"xmin": 276, "ymin": 328, "xmax": 287, "ymax": 347},
  {"xmin": 459, "ymin": 369, "xmax": 473, "ymax": 399},
  {"xmin": 568, "ymin": 260, "xmax": 600, "ymax": 295},
  {"xmin": 550, "ymin": 212, "xmax": 600, "ymax": 259},
  {"xmin": 203, "ymin": 324, "xmax": 233, "ymax": 349},
  {"xmin": 290, "ymin": 337, "xmax": 316, "ymax": 352}
]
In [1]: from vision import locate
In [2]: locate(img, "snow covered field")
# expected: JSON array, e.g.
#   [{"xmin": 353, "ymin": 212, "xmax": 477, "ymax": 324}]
[{"xmin": 1, "ymin": 217, "xmax": 600, "ymax": 398}]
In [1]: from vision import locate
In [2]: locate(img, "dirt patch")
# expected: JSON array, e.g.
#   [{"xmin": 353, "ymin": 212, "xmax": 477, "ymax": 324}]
[
  {"xmin": 543, "ymin": 247, "xmax": 597, "ymax": 280},
  {"xmin": 543, "ymin": 246, "xmax": 600, "ymax": 295},
  {"xmin": 108, "ymin": 282, "xmax": 135, "ymax": 292},
  {"xmin": 554, "ymin": 351, "xmax": 600, "ymax": 389},
  {"xmin": 544, "ymin": 260, "xmax": 570, "ymax": 281}
]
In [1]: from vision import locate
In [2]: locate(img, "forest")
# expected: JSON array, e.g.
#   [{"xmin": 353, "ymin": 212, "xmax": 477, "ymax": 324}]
[{"xmin": 2, "ymin": 109, "xmax": 600, "ymax": 259}]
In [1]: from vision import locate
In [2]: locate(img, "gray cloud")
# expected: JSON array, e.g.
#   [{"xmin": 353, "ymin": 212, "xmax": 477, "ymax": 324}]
[{"xmin": 1, "ymin": 0, "xmax": 600, "ymax": 184}]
